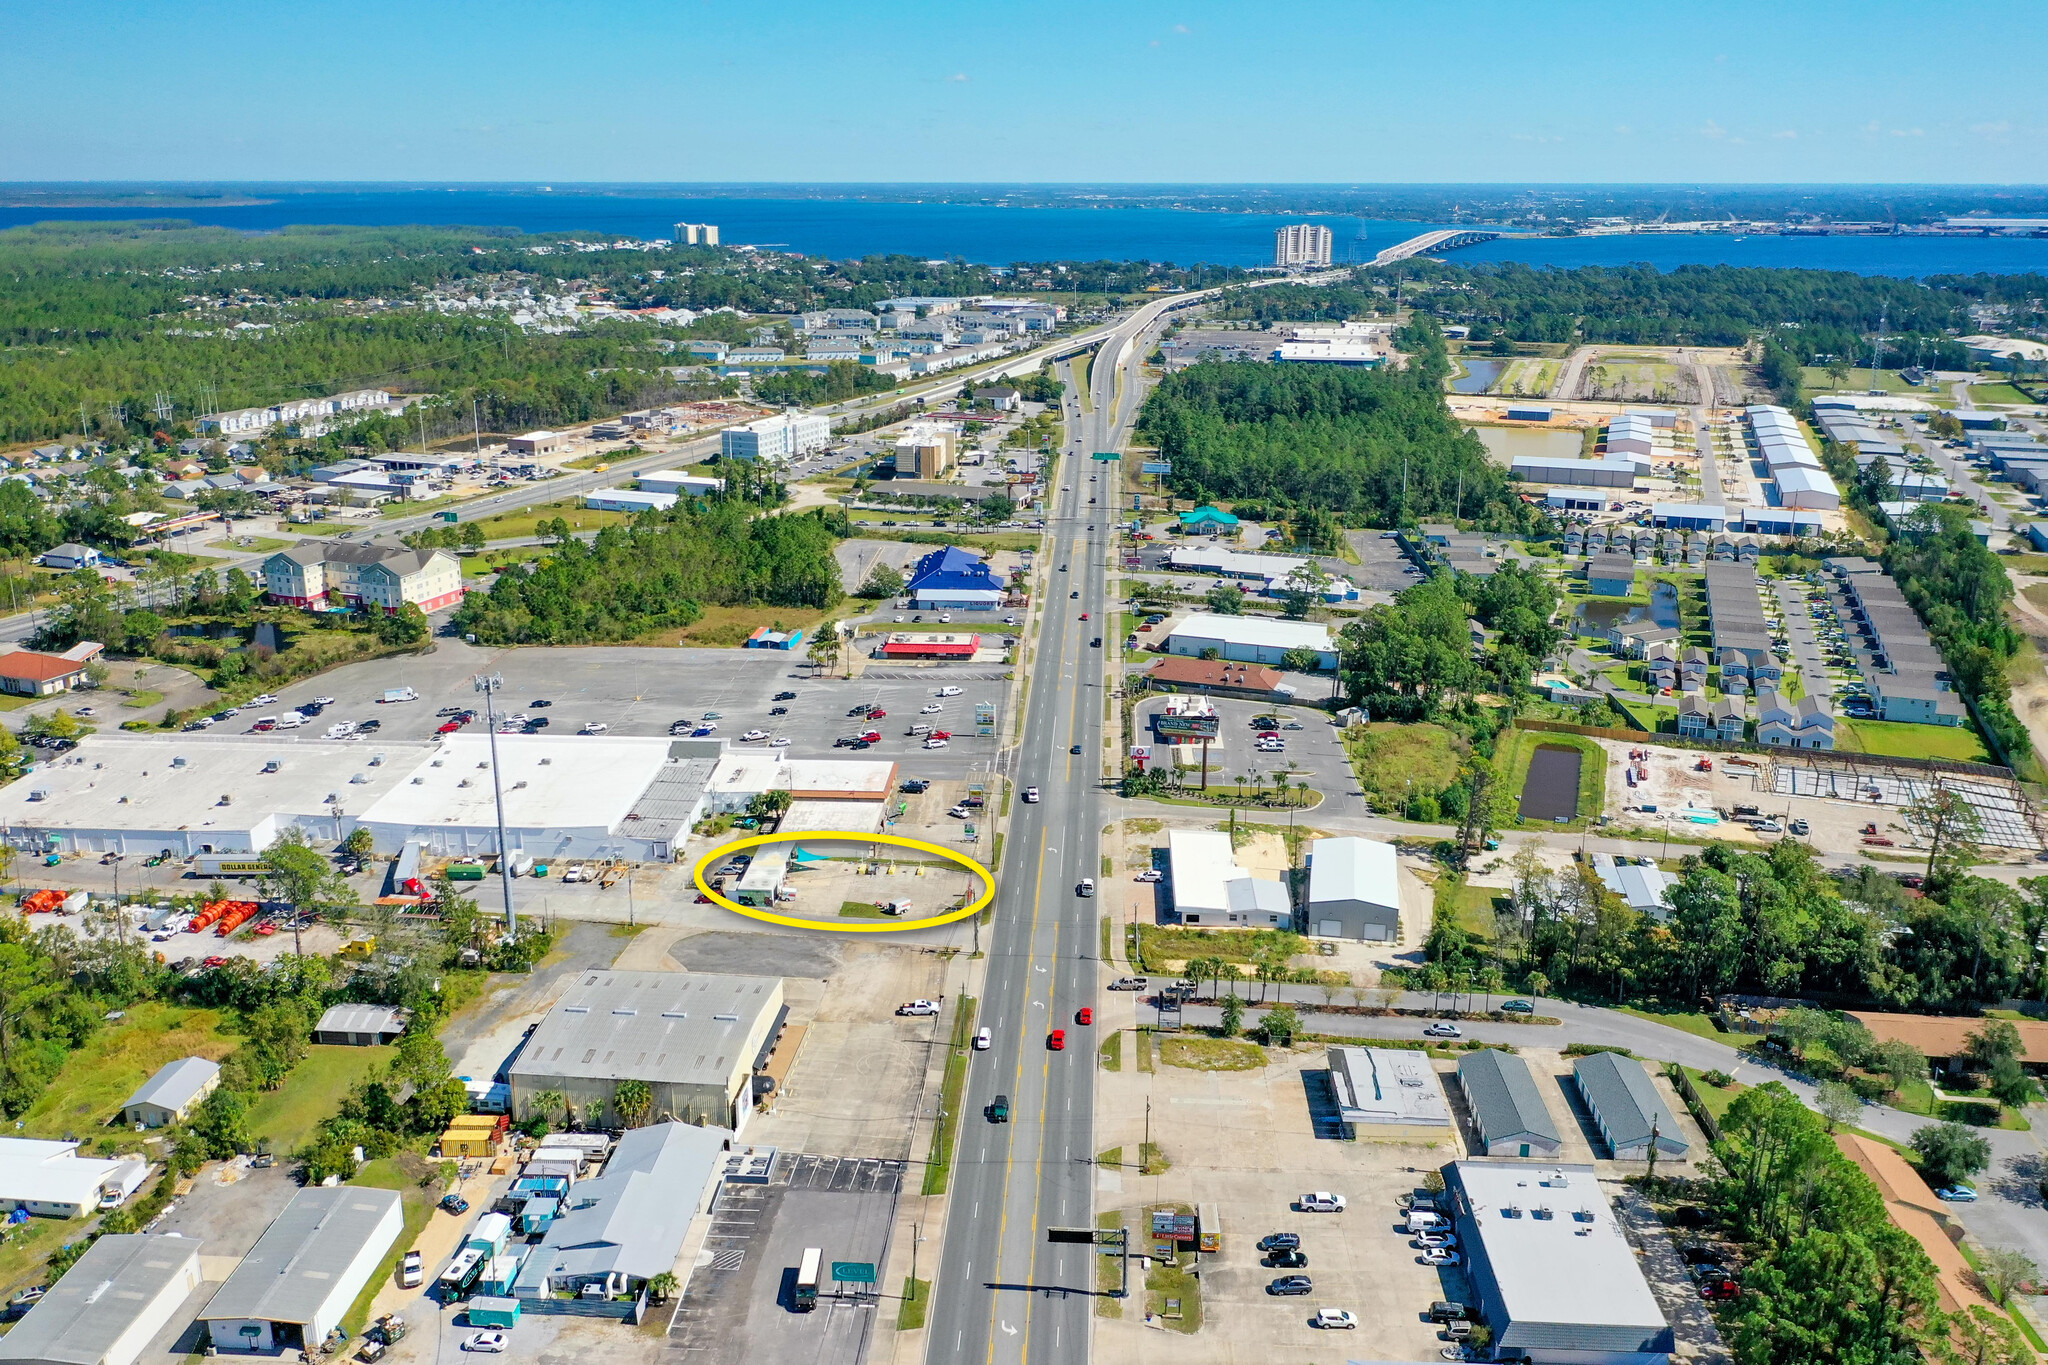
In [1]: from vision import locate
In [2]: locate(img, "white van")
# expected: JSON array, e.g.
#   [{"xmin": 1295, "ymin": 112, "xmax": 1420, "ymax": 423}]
[
  {"xmin": 1406, "ymin": 1211, "xmax": 1446, "ymax": 1234},
  {"xmin": 1076, "ymin": 878, "xmax": 1095, "ymax": 898},
  {"xmin": 974, "ymin": 1028, "xmax": 992, "ymax": 1051},
  {"xmin": 274, "ymin": 714, "xmax": 306, "ymax": 729}
]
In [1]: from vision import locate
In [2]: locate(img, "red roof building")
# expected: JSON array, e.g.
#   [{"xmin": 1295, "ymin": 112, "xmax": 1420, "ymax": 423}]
[
  {"xmin": 1144, "ymin": 656, "xmax": 1292, "ymax": 701},
  {"xmin": 880, "ymin": 633, "xmax": 979, "ymax": 659},
  {"xmin": 0, "ymin": 649, "xmax": 93, "ymax": 697}
]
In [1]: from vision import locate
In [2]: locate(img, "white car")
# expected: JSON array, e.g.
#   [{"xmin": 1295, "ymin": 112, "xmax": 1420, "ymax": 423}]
[
  {"xmin": 1415, "ymin": 1232, "xmax": 1458, "ymax": 1249},
  {"xmin": 937, "ymin": 686, "xmax": 962, "ymax": 697},
  {"xmin": 274, "ymin": 714, "xmax": 306, "ymax": 729},
  {"xmin": 1298, "ymin": 1192, "xmax": 1347, "ymax": 1213},
  {"xmin": 1135, "ymin": 869, "xmax": 1163, "ymax": 883},
  {"xmin": 579, "ymin": 722, "xmax": 610, "ymax": 735},
  {"xmin": 974, "ymin": 1027, "xmax": 992, "ymax": 1050},
  {"xmin": 948, "ymin": 805, "xmax": 972, "ymax": 818},
  {"xmin": 770, "ymin": 736, "xmax": 790, "ymax": 747},
  {"xmin": 896, "ymin": 1000, "xmax": 941, "ymax": 1017},
  {"xmin": 1313, "ymin": 1310, "xmax": 1359, "ymax": 1330},
  {"xmin": 314, "ymin": 697, "xmax": 335, "ymax": 706},
  {"xmin": 462, "ymin": 1333, "xmax": 508, "ymax": 1354},
  {"xmin": 939, "ymin": 614, "xmax": 952, "ymax": 623},
  {"xmin": 1023, "ymin": 787, "xmax": 1040, "ymax": 802},
  {"xmin": 1420, "ymin": 1249, "xmax": 1462, "ymax": 1267},
  {"xmin": 251, "ymin": 694, "xmax": 278, "ymax": 706},
  {"xmin": 1003, "ymin": 616, "xmax": 1017, "ymax": 625},
  {"xmin": 741, "ymin": 729, "xmax": 770, "ymax": 742},
  {"xmin": 925, "ymin": 738, "xmax": 949, "ymax": 749},
  {"xmin": 920, "ymin": 704, "xmax": 943, "ymax": 714}
]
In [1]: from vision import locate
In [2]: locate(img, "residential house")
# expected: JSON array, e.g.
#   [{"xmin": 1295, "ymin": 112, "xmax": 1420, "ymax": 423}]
[
  {"xmin": 1756, "ymin": 690, "xmax": 1834, "ymax": 750},
  {"xmin": 1678, "ymin": 647, "xmax": 1709, "ymax": 691},
  {"xmin": 1677, "ymin": 694, "xmax": 1743, "ymax": 742}
]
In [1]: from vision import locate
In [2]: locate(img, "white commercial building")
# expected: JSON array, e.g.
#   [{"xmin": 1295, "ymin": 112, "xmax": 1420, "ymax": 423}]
[
  {"xmin": 636, "ymin": 470, "xmax": 725, "ymax": 497},
  {"xmin": 583, "ymin": 488, "xmax": 677, "ymax": 514},
  {"xmin": 0, "ymin": 1235, "xmax": 204, "ymax": 1365},
  {"xmin": 1163, "ymin": 614, "xmax": 1337, "ymax": 670},
  {"xmin": 199, "ymin": 1187, "xmax": 403, "ymax": 1354},
  {"xmin": 720, "ymin": 412, "xmax": 831, "ymax": 463},
  {"xmin": 1304, "ymin": 836, "xmax": 1401, "ymax": 941},
  {"xmin": 0, "ymin": 1139, "xmax": 148, "ymax": 1220},
  {"xmin": 1165, "ymin": 829, "xmax": 1290, "ymax": 928},
  {"xmin": 1273, "ymin": 223, "xmax": 1333, "ymax": 267},
  {"xmin": 1326, "ymin": 1046, "xmax": 1451, "ymax": 1130},
  {"xmin": 1442, "ymin": 1160, "xmax": 1674, "ymax": 1365},
  {"xmin": 1773, "ymin": 463, "xmax": 1841, "ymax": 510}
]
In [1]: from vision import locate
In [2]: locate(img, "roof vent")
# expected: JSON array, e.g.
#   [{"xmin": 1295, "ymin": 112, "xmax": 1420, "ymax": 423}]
[
  {"xmin": 714, "ymin": 1013, "xmax": 739, "ymax": 1022},
  {"xmin": 539, "ymin": 758, "xmax": 551, "ymax": 766},
  {"xmin": 1574, "ymin": 1207, "xmax": 1595, "ymax": 1223},
  {"xmin": 661, "ymin": 1011, "xmax": 687, "ymax": 1019},
  {"xmin": 1501, "ymin": 1203, "xmax": 1521, "ymax": 1218},
  {"xmin": 171, "ymin": 756, "xmax": 188, "ymax": 768},
  {"xmin": 411, "ymin": 777, "xmax": 424, "ymax": 785},
  {"xmin": 218, "ymin": 794, "xmax": 232, "ymax": 806},
  {"xmin": 477, "ymin": 762, "xmax": 489, "ymax": 770},
  {"xmin": 457, "ymin": 779, "xmax": 472, "ymax": 788},
  {"xmin": 369, "ymin": 754, "xmax": 384, "ymax": 766},
  {"xmin": 350, "ymin": 773, "xmax": 368, "ymax": 784},
  {"xmin": 563, "ymin": 1006, "xmax": 589, "ymax": 1014},
  {"xmin": 431, "ymin": 760, "xmax": 443, "ymax": 768},
  {"xmin": 513, "ymin": 781, "xmax": 527, "ymax": 790},
  {"xmin": 612, "ymin": 1009, "xmax": 636, "ymax": 1016}
]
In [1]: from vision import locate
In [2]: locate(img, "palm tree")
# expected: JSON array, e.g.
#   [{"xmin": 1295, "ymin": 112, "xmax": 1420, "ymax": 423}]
[
  {"xmin": 527, "ymin": 1089, "xmax": 566, "ymax": 1131},
  {"xmin": 614, "ymin": 1079, "xmax": 654, "ymax": 1129},
  {"xmin": 1294, "ymin": 780, "xmax": 1310, "ymax": 808},
  {"xmin": 1479, "ymin": 965, "xmax": 1504, "ymax": 1014},
  {"xmin": 646, "ymin": 1272, "xmax": 679, "ymax": 1304}
]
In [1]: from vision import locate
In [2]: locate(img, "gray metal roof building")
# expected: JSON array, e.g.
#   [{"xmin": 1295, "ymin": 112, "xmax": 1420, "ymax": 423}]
[
  {"xmin": 506, "ymin": 971, "xmax": 786, "ymax": 1133},
  {"xmin": 1456, "ymin": 1050, "xmax": 1562, "ymax": 1158},
  {"xmin": 199, "ymin": 1187, "xmax": 403, "ymax": 1353},
  {"xmin": 0, "ymin": 1234, "xmax": 203, "ymax": 1365},
  {"xmin": 1442, "ymin": 1160, "xmax": 1674, "ymax": 1365},
  {"xmin": 120, "ymin": 1057, "xmax": 220, "ymax": 1128},
  {"xmin": 312, "ymin": 1004, "xmax": 409, "ymax": 1046},
  {"xmin": 1571, "ymin": 1052, "xmax": 1689, "ymax": 1160},
  {"xmin": 513, "ymin": 1121, "xmax": 730, "ymax": 1300}
]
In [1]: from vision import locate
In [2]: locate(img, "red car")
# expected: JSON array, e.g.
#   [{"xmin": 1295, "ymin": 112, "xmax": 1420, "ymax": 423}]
[
  {"xmin": 866, "ymin": 708, "xmax": 887, "ymax": 719},
  {"xmin": 255, "ymin": 923, "xmax": 277, "ymax": 937},
  {"xmin": 858, "ymin": 730, "xmax": 882, "ymax": 743},
  {"xmin": 202, "ymin": 955, "xmax": 229, "ymax": 968},
  {"xmin": 1075, "ymin": 1007, "xmax": 1093, "ymax": 1026},
  {"xmin": 1080, "ymin": 612, "xmax": 1089, "ymax": 620},
  {"xmin": 437, "ymin": 720, "xmax": 462, "ymax": 734},
  {"xmin": 930, "ymin": 730, "xmax": 952, "ymax": 741},
  {"xmin": 1700, "ymin": 1280, "xmax": 1739, "ymax": 1302},
  {"xmin": 1048, "ymin": 1029, "xmax": 1066, "ymax": 1051}
]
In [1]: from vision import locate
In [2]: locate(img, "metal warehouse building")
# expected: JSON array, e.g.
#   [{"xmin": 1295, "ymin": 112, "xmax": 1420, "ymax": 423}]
[
  {"xmin": 1456, "ymin": 1050, "xmax": 1563, "ymax": 1158},
  {"xmin": 1572, "ymin": 1052, "xmax": 1690, "ymax": 1161},
  {"xmin": 1162, "ymin": 614, "xmax": 1337, "ymax": 670},
  {"xmin": 199, "ymin": 1187, "xmax": 403, "ymax": 1354},
  {"xmin": 1509, "ymin": 456, "xmax": 1639, "ymax": 488},
  {"xmin": 1442, "ymin": 1160, "xmax": 1674, "ymax": 1365},
  {"xmin": 1303, "ymin": 836, "xmax": 1401, "ymax": 942},
  {"xmin": 0, "ymin": 1235, "xmax": 203, "ymax": 1365},
  {"xmin": 507, "ymin": 971, "xmax": 787, "ymax": 1133}
]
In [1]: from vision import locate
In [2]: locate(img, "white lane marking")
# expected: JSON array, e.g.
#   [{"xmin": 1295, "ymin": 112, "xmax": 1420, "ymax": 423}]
[{"xmin": 1001, "ymin": 1321, "xmax": 1018, "ymax": 1336}]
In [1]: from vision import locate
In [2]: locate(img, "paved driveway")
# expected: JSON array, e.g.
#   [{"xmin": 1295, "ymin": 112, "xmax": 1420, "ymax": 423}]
[{"xmin": 1128, "ymin": 691, "xmax": 1361, "ymax": 818}]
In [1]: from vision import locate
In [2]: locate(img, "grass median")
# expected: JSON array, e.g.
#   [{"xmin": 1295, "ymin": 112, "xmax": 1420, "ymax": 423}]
[{"xmin": 921, "ymin": 994, "xmax": 978, "ymax": 1196}]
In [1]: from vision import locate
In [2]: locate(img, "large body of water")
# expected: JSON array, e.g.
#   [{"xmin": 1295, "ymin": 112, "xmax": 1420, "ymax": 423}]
[{"xmin": 6, "ymin": 189, "xmax": 2048, "ymax": 276}]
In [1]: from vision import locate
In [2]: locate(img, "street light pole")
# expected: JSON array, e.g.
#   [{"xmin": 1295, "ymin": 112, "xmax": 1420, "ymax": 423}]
[{"xmin": 473, "ymin": 674, "xmax": 518, "ymax": 937}]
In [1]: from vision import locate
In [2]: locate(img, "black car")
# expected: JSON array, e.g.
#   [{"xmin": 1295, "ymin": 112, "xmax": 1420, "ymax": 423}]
[
  {"xmin": 848, "ymin": 704, "xmax": 872, "ymax": 716},
  {"xmin": 1090, "ymin": 637, "xmax": 1101, "ymax": 648},
  {"xmin": 1267, "ymin": 1275, "xmax": 1313, "ymax": 1296},
  {"xmin": 900, "ymin": 779, "xmax": 931, "ymax": 794},
  {"xmin": 1263, "ymin": 1248, "xmax": 1308, "ymax": 1269},
  {"xmin": 1070, "ymin": 744, "xmax": 1082, "ymax": 754},
  {"xmin": 530, "ymin": 699, "xmax": 551, "ymax": 707},
  {"xmin": 769, "ymin": 706, "xmax": 788, "ymax": 716},
  {"xmin": 773, "ymin": 691, "xmax": 797, "ymax": 701},
  {"xmin": 297, "ymin": 702, "xmax": 324, "ymax": 717},
  {"xmin": 356, "ymin": 719, "xmax": 381, "ymax": 732},
  {"xmin": 1679, "ymin": 1245, "xmax": 1720, "ymax": 1265},
  {"xmin": 1257, "ymin": 1233, "xmax": 1301, "ymax": 1253},
  {"xmin": 1429, "ymin": 1301, "xmax": 1469, "ymax": 1322}
]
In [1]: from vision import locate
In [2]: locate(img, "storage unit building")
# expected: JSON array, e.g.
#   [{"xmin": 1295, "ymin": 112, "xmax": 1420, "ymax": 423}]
[
  {"xmin": 1572, "ymin": 1052, "xmax": 1690, "ymax": 1160},
  {"xmin": 1456, "ymin": 1050, "xmax": 1563, "ymax": 1158},
  {"xmin": 1442, "ymin": 1160, "xmax": 1674, "ymax": 1365},
  {"xmin": 198, "ymin": 1187, "xmax": 403, "ymax": 1354},
  {"xmin": 1509, "ymin": 456, "xmax": 1639, "ymax": 488},
  {"xmin": 0, "ymin": 1235, "xmax": 203, "ymax": 1365},
  {"xmin": 121, "ymin": 1057, "xmax": 221, "ymax": 1128},
  {"xmin": 1303, "ymin": 836, "xmax": 1401, "ymax": 942}
]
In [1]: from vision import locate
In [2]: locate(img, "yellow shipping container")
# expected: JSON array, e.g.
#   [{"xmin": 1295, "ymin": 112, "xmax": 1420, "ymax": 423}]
[{"xmin": 439, "ymin": 1131, "xmax": 495, "ymax": 1159}]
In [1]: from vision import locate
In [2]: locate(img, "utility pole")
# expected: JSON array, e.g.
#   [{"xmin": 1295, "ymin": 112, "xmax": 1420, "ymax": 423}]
[{"xmin": 474, "ymin": 674, "xmax": 518, "ymax": 936}]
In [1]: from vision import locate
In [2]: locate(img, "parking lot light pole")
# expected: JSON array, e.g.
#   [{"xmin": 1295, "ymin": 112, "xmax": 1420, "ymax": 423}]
[{"xmin": 473, "ymin": 674, "xmax": 517, "ymax": 938}]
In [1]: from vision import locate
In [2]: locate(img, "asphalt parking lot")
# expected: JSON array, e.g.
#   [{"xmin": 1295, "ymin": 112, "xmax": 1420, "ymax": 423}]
[
  {"xmin": 1127, "ymin": 688, "xmax": 1359, "ymax": 818},
  {"xmin": 668, "ymin": 1154, "xmax": 903, "ymax": 1365},
  {"xmin": 236, "ymin": 641, "xmax": 1006, "ymax": 783},
  {"xmin": 1344, "ymin": 530, "xmax": 1429, "ymax": 594}
]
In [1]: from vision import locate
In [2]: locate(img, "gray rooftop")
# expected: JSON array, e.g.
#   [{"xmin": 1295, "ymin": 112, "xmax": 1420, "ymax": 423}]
[
  {"xmin": 1572, "ymin": 1052, "xmax": 1689, "ymax": 1156},
  {"xmin": 513, "ymin": 1122, "xmax": 728, "ymax": 1293},
  {"xmin": 200, "ymin": 1187, "xmax": 401, "ymax": 1326},
  {"xmin": 622, "ymin": 757, "xmax": 717, "ymax": 844},
  {"xmin": 122, "ymin": 1056, "xmax": 219, "ymax": 1115},
  {"xmin": 0, "ymin": 1234, "xmax": 200, "ymax": 1365},
  {"xmin": 508, "ymin": 971, "xmax": 780, "ymax": 1089},
  {"xmin": 315, "ymin": 1004, "xmax": 408, "ymax": 1037},
  {"xmin": 1457, "ymin": 1049, "xmax": 1561, "ymax": 1149}
]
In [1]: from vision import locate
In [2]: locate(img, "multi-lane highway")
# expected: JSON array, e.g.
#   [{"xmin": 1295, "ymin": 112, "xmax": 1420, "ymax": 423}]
[{"xmin": 923, "ymin": 299, "xmax": 1168, "ymax": 1365}]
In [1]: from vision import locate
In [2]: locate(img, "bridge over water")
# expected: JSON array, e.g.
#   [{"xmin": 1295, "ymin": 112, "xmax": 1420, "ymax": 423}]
[{"xmin": 1371, "ymin": 228, "xmax": 1513, "ymax": 265}]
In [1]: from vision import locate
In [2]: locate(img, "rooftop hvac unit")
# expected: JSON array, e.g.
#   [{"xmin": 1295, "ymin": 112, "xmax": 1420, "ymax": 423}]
[
  {"xmin": 1533, "ymin": 1205, "xmax": 1553, "ymax": 1220},
  {"xmin": 351, "ymin": 773, "xmax": 369, "ymax": 784},
  {"xmin": 218, "ymin": 794, "xmax": 232, "ymax": 806},
  {"xmin": 458, "ymin": 779, "xmax": 473, "ymax": 788},
  {"xmin": 171, "ymin": 756, "xmax": 188, "ymax": 768},
  {"xmin": 25, "ymin": 790, "xmax": 47, "ymax": 802},
  {"xmin": 369, "ymin": 754, "xmax": 384, "ymax": 766},
  {"xmin": 262, "ymin": 759, "xmax": 281, "ymax": 773},
  {"xmin": 411, "ymin": 777, "xmax": 424, "ymax": 785},
  {"xmin": 512, "ymin": 781, "xmax": 528, "ymax": 790},
  {"xmin": 430, "ymin": 760, "xmax": 443, "ymax": 767}
]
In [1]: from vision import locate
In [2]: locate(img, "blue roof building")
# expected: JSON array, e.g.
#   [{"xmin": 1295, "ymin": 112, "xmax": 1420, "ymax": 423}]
[{"xmin": 906, "ymin": 545, "xmax": 1004, "ymax": 609}]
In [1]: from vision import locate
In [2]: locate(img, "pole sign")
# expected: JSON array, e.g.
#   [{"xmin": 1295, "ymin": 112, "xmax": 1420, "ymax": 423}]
[
  {"xmin": 1141, "ymin": 461, "xmax": 1172, "ymax": 475},
  {"xmin": 1153, "ymin": 713, "xmax": 1221, "ymax": 739}
]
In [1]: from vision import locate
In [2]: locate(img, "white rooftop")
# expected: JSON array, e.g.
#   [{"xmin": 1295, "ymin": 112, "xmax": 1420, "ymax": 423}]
[
  {"xmin": 0, "ymin": 736, "xmax": 427, "ymax": 835},
  {"xmin": 1167, "ymin": 614, "xmax": 1333, "ymax": 652},
  {"xmin": 1165, "ymin": 545, "xmax": 1314, "ymax": 583},
  {"xmin": 0, "ymin": 1138, "xmax": 140, "ymax": 1209},
  {"xmin": 356, "ymin": 735, "xmax": 677, "ymax": 834},
  {"xmin": 1326, "ymin": 1046, "xmax": 1451, "ymax": 1126},
  {"xmin": 1307, "ymin": 836, "xmax": 1400, "ymax": 910},
  {"xmin": 1448, "ymin": 1160, "xmax": 1669, "ymax": 1341},
  {"xmin": 1167, "ymin": 829, "xmax": 1242, "ymax": 917}
]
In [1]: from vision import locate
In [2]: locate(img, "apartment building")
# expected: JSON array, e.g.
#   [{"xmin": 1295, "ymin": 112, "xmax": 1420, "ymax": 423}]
[
  {"xmin": 1273, "ymin": 223, "xmax": 1333, "ymax": 267},
  {"xmin": 892, "ymin": 422, "xmax": 957, "ymax": 480},
  {"xmin": 199, "ymin": 388, "xmax": 394, "ymax": 438},
  {"xmin": 719, "ymin": 412, "xmax": 831, "ymax": 463},
  {"xmin": 261, "ymin": 540, "xmax": 465, "ymax": 614},
  {"xmin": 1824, "ymin": 558, "xmax": 1965, "ymax": 726}
]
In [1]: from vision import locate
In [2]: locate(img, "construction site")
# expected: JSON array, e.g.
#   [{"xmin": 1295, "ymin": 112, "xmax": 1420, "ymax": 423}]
[{"xmin": 1598, "ymin": 737, "xmax": 2047, "ymax": 859}]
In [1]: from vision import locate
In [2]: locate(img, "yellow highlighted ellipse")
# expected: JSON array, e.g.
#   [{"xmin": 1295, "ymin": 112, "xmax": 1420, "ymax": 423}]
[{"xmin": 690, "ymin": 830, "xmax": 995, "ymax": 933}]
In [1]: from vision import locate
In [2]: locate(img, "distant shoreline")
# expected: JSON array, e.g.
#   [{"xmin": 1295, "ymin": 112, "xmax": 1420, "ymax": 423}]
[{"xmin": 0, "ymin": 195, "xmax": 276, "ymax": 208}]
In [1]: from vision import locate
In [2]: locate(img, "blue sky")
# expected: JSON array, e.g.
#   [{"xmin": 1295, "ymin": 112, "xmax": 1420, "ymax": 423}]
[{"xmin": 4, "ymin": 0, "xmax": 2044, "ymax": 183}]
